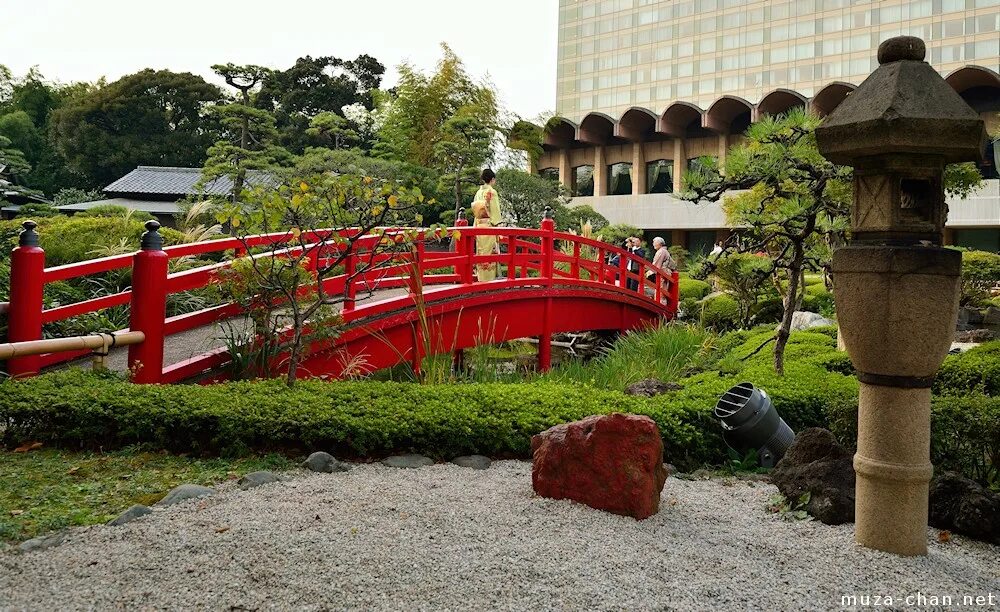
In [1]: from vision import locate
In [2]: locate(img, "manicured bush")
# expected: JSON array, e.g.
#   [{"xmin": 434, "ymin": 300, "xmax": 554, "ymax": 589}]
[
  {"xmin": 77, "ymin": 205, "xmax": 155, "ymax": 222},
  {"xmin": 700, "ymin": 294, "xmax": 739, "ymax": 330},
  {"xmin": 960, "ymin": 250, "xmax": 1000, "ymax": 306},
  {"xmin": 2, "ymin": 331, "xmax": 995, "ymax": 485},
  {"xmin": 935, "ymin": 341, "xmax": 1000, "ymax": 397},
  {"xmin": 0, "ymin": 370, "xmax": 723, "ymax": 469},
  {"xmin": 678, "ymin": 278, "xmax": 711, "ymax": 300},
  {"xmin": 0, "ymin": 216, "xmax": 186, "ymax": 266},
  {"xmin": 801, "ymin": 289, "xmax": 835, "ymax": 316}
]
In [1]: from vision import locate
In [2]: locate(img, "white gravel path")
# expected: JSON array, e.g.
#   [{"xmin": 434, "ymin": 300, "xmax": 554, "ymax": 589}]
[{"xmin": 1, "ymin": 461, "xmax": 997, "ymax": 611}]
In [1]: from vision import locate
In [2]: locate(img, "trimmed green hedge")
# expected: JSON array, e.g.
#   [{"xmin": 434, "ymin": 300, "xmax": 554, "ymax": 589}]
[
  {"xmin": 678, "ymin": 278, "xmax": 711, "ymax": 300},
  {"xmin": 2, "ymin": 332, "xmax": 996, "ymax": 484},
  {"xmin": 0, "ymin": 370, "xmax": 721, "ymax": 469},
  {"xmin": 935, "ymin": 341, "xmax": 1000, "ymax": 396}
]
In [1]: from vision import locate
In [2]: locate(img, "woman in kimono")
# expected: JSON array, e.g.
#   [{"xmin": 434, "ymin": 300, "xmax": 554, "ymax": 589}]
[{"xmin": 472, "ymin": 168, "xmax": 502, "ymax": 282}]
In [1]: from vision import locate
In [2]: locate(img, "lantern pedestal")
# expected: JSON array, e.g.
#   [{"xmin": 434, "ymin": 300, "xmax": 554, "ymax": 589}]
[{"xmin": 833, "ymin": 245, "xmax": 960, "ymax": 556}]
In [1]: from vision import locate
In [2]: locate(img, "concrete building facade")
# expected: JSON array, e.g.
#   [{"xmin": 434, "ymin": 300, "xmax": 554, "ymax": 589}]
[{"xmin": 539, "ymin": 0, "xmax": 1000, "ymax": 254}]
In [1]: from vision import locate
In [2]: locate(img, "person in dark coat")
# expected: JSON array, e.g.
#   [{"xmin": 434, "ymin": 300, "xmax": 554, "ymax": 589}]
[{"xmin": 626, "ymin": 236, "xmax": 646, "ymax": 291}]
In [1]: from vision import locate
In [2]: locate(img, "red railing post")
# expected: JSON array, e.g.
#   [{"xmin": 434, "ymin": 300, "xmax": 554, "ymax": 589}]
[
  {"xmin": 571, "ymin": 243, "xmax": 580, "ymax": 279},
  {"xmin": 454, "ymin": 209, "xmax": 473, "ymax": 284},
  {"xmin": 7, "ymin": 221, "xmax": 46, "ymax": 378},
  {"xmin": 128, "ymin": 221, "xmax": 169, "ymax": 384},
  {"xmin": 507, "ymin": 234, "xmax": 516, "ymax": 281},
  {"xmin": 538, "ymin": 207, "xmax": 556, "ymax": 372},
  {"xmin": 619, "ymin": 250, "xmax": 628, "ymax": 289},
  {"xmin": 669, "ymin": 270, "xmax": 681, "ymax": 316},
  {"xmin": 344, "ymin": 246, "xmax": 357, "ymax": 313}
]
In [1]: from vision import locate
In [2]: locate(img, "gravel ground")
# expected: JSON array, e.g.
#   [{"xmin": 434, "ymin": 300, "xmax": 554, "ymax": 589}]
[{"xmin": 1, "ymin": 461, "xmax": 997, "ymax": 611}]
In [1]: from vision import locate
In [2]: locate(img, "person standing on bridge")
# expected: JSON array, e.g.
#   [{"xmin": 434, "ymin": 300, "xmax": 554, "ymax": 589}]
[{"xmin": 472, "ymin": 168, "xmax": 503, "ymax": 282}]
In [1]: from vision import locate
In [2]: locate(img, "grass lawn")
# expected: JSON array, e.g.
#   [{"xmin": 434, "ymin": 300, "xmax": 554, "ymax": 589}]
[{"xmin": 0, "ymin": 448, "xmax": 295, "ymax": 543}]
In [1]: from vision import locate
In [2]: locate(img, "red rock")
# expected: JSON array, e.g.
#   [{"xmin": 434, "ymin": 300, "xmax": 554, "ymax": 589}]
[{"xmin": 531, "ymin": 413, "xmax": 667, "ymax": 520}]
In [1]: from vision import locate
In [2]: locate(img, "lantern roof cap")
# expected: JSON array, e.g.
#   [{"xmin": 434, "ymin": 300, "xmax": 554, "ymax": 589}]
[{"xmin": 816, "ymin": 36, "xmax": 986, "ymax": 166}]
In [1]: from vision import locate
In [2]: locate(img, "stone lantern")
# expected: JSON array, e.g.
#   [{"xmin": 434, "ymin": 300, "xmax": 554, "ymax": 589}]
[{"xmin": 816, "ymin": 36, "xmax": 986, "ymax": 556}]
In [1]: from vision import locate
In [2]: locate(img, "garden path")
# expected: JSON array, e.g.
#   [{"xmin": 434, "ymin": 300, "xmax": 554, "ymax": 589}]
[{"xmin": 2, "ymin": 461, "xmax": 997, "ymax": 609}]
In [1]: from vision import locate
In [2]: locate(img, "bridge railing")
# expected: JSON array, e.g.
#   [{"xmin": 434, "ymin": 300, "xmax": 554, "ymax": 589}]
[{"xmin": 3, "ymin": 213, "xmax": 678, "ymax": 382}]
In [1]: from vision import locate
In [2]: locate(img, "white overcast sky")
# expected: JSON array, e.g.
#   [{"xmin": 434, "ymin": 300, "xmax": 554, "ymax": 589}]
[{"xmin": 1, "ymin": 0, "xmax": 558, "ymax": 119}]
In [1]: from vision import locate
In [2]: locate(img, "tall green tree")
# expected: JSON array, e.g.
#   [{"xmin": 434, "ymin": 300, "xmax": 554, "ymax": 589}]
[
  {"xmin": 686, "ymin": 108, "xmax": 982, "ymax": 374},
  {"xmin": 0, "ymin": 132, "xmax": 31, "ymax": 199},
  {"xmin": 375, "ymin": 44, "xmax": 498, "ymax": 169},
  {"xmin": 202, "ymin": 64, "xmax": 289, "ymax": 205},
  {"xmin": 256, "ymin": 55, "xmax": 385, "ymax": 153},
  {"xmin": 495, "ymin": 168, "xmax": 564, "ymax": 227},
  {"xmin": 0, "ymin": 68, "xmax": 93, "ymax": 195},
  {"xmin": 434, "ymin": 109, "xmax": 493, "ymax": 216},
  {"xmin": 49, "ymin": 69, "xmax": 222, "ymax": 188},
  {"xmin": 306, "ymin": 112, "xmax": 359, "ymax": 150}
]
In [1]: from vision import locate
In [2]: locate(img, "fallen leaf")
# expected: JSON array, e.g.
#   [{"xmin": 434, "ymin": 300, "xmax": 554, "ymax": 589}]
[
  {"xmin": 67, "ymin": 467, "xmax": 80, "ymax": 475},
  {"xmin": 10, "ymin": 510, "xmax": 24, "ymax": 516},
  {"xmin": 215, "ymin": 526, "xmax": 230, "ymax": 534},
  {"xmin": 667, "ymin": 498, "xmax": 678, "ymax": 506},
  {"xmin": 14, "ymin": 441, "xmax": 43, "ymax": 453},
  {"xmin": 938, "ymin": 530, "xmax": 952, "ymax": 543}
]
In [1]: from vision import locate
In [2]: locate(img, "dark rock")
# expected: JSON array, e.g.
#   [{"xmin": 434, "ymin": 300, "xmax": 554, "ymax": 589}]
[
  {"xmin": 302, "ymin": 452, "xmax": 351, "ymax": 473},
  {"xmin": 531, "ymin": 413, "xmax": 667, "ymax": 520},
  {"xmin": 451, "ymin": 455, "xmax": 491, "ymax": 470},
  {"xmin": 108, "ymin": 504, "xmax": 153, "ymax": 526},
  {"xmin": 381, "ymin": 454, "xmax": 435, "ymax": 469},
  {"xmin": 624, "ymin": 379, "xmax": 682, "ymax": 397},
  {"xmin": 238, "ymin": 471, "xmax": 281, "ymax": 490},
  {"xmin": 929, "ymin": 472, "xmax": 1000, "ymax": 545},
  {"xmin": 955, "ymin": 329, "xmax": 996, "ymax": 343},
  {"xmin": 18, "ymin": 533, "xmax": 66, "ymax": 553},
  {"xmin": 770, "ymin": 428, "xmax": 855, "ymax": 525},
  {"xmin": 958, "ymin": 306, "xmax": 984, "ymax": 326},
  {"xmin": 984, "ymin": 306, "xmax": 1000, "ymax": 326},
  {"xmin": 155, "ymin": 484, "xmax": 215, "ymax": 507},
  {"xmin": 664, "ymin": 463, "xmax": 678, "ymax": 477}
]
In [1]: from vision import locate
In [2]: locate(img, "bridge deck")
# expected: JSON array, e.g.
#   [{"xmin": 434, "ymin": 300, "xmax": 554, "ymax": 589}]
[{"xmin": 59, "ymin": 287, "xmax": 415, "ymax": 375}]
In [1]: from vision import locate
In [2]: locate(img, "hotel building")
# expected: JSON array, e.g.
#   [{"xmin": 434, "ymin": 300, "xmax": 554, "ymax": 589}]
[{"xmin": 538, "ymin": 0, "xmax": 1000, "ymax": 254}]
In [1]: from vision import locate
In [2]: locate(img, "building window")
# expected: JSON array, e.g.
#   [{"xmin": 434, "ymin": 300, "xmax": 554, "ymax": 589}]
[
  {"xmin": 539, "ymin": 167, "xmax": 560, "ymax": 182},
  {"xmin": 572, "ymin": 165, "xmax": 594, "ymax": 197},
  {"xmin": 979, "ymin": 138, "xmax": 999, "ymax": 180},
  {"xmin": 646, "ymin": 160, "xmax": 674, "ymax": 194},
  {"xmin": 608, "ymin": 162, "xmax": 633, "ymax": 196}
]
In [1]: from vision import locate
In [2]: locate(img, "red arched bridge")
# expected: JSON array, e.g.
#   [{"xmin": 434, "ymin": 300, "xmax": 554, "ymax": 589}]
[{"xmin": 2, "ymin": 216, "xmax": 678, "ymax": 383}]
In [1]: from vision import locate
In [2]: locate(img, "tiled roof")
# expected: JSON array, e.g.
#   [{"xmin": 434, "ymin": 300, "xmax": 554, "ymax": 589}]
[{"xmin": 103, "ymin": 166, "xmax": 276, "ymax": 197}]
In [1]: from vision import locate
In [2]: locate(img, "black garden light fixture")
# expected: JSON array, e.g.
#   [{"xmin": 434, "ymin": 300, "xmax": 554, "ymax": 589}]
[{"xmin": 713, "ymin": 382, "xmax": 795, "ymax": 468}]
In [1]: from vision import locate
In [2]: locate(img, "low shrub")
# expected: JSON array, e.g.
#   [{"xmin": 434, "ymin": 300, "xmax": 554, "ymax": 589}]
[
  {"xmin": 0, "ymin": 216, "xmax": 187, "ymax": 266},
  {"xmin": 801, "ymin": 290, "xmax": 835, "ymax": 316},
  {"xmin": 960, "ymin": 250, "xmax": 1000, "ymax": 307},
  {"xmin": 2, "ymin": 331, "xmax": 995, "ymax": 486},
  {"xmin": 678, "ymin": 278, "xmax": 711, "ymax": 300},
  {"xmin": 0, "ymin": 369, "xmax": 722, "ymax": 470},
  {"xmin": 700, "ymin": 294, "xmax": 739, "ymax": 330},
  {"xmin": 77, "ymin": 205, "xmax": 155, "ymax": 222},
  {"xmin": 935, "ymin": 341, "xmax": 1000, "ymax": 397}
]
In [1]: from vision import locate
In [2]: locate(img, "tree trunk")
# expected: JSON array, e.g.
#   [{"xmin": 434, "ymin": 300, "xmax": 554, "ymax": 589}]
[
  {"xmin": 233, "ymin": 88, "xmax": 250, "ymax": 205},
  {"xmin": 773, "ymin": 241, "xmax": 805, "ymax": 375},
  {"xmin": 285, "ymin": 322, "xmax": 303, "ymax": 387}
]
